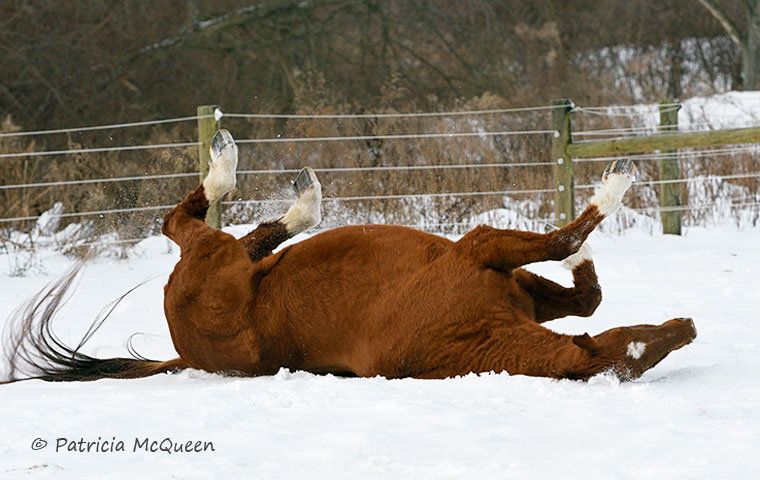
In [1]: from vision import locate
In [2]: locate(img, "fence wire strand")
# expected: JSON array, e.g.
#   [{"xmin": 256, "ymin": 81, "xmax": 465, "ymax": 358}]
[
  {"xmin": 575, "ymin": 171, "xmax": 760, "ymax": 190},
  {"xmin": 235, "ymin": 129, "xmax": 558, "ymax": 145},
  {"xmin": 0, "ymin": 115, "xmax": 210, "ymax": 139},
  {"xmin": 573, "ymin": 145, "xmax": 760, "ymax": 163},
  {"xmin": 237, "ymin": 161, "xmax": 553, "ymax": 176},
  {"xmin": 0, "ymin": 173, "xmax": 198, "ymax": 191},
  {"xmin": 223, "ymin": 104, "xmax": 560, "ymax": 119},
  {"xmin": 572, "ymin": 121, "xmax": 758, "ymax": 137},
  {"xmin": 574, "ymin": 105, "xmax": 681, "ymax": 117},
  {"xmin": 0, "ymin": 141, "xmax": 200, "ymax": 159}
]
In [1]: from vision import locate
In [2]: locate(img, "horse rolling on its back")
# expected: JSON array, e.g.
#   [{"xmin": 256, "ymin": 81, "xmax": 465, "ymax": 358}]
[{"xmin": 2, "ymin": 129, "xmax": 696, "ymax": 384}]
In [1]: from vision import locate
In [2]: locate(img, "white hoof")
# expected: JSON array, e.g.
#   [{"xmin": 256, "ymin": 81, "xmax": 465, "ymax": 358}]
[
  {"xmin": 589, "ymin": 160, "xmax": 635, "ymax": 217},
  {"xmin": 281, "ymin": 178, "xmax": 322, "ymax": 235},
  {"xmin": 202, "ymin": 129, "xmax": 238, "ymax": 204},
  {"xmin": 562, "ymin": 241, "xmax": 593, "ymax": 270}
]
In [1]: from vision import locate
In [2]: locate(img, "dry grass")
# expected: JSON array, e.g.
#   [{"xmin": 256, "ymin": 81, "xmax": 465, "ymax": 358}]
[{"xmin": 1, "ymin": 91, "xmax": 759, "ymax": 261}]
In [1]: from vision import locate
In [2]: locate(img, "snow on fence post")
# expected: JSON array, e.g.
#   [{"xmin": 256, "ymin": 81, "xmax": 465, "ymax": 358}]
[
  {"xmin": 551, "ymin": 99, "xmax": 574, "ymax": 227},
  {"xmin": 197, "ymin": 105, "xmax": 222, "ymax": 228},
  {"xmin": 659, "ymin": 99, "xmax": 682, "ymax": 235}
]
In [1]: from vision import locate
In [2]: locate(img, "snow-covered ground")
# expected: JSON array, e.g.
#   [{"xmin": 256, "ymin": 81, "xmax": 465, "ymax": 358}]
[
  {"xmin": 1, "ymin": 221, "xmax": 759, "ymax": 479},
  {"xmin": 578, "ymin": 90, "xmax": 760, "ymax": 134}
]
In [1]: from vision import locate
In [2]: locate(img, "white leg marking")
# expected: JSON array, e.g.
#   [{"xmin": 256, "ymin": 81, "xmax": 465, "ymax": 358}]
[
  {"xmin": 202, "ymin": 132, "xmax": 238, "ymax": 204},
  {"xmin": 589, "ymin": 174, "xmax": 633, "ymax": 217},
  {"xmin": 626, "ymin": 341, "xmax": 647, "ymax": 360},
  {"xmin": 562, "ymin": 241, "xmax": 593, "ymax": 270},
  {"xmin": 281, "ymin": 183, "xmax": 322, "ymax": 235}
]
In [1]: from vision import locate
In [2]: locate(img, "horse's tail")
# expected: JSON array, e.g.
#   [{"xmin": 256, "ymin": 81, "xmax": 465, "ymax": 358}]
[{"xmin": 1, "ymin": 261, "xmax": 189, "ymax": 384}]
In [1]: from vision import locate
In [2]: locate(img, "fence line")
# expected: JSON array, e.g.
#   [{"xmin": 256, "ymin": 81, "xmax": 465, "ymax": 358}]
[
  {"xmin": 53, "ymin": 199, "xmax": 760, "ymax": 250},
  {"xmin": 3, "ymin": 142, "xmax": 755, "ymax": 191},
  {"xmin": 2, "ymin": 99, "xmax": 759, "ymax": 233},
  {"xmin": 224, "ymin": 189, "xmax": 556, "ymax": 207},
  {"xmin": 572, "ymin": 121, "xmax": 749, "ymax": 137},
  {"xmin": 0, "ymin": 173, "xmax": 198, "ymax": 191},
  {"xmin": 0, "ymin": 161, "xmax": 554, "ymax": 191},
  {"xmin": 0, "ymin": 105, "xmax": 561, "ymax": 141},
  {"xmin": 574, "ymin": 105, "xmax": 681, "ymax": 117},
  {"xmin": 2, "ymin": 145, "xmax": 754, "ymax": 191},
  {"xmin": 572, "ymin": 145, "xmax": 760, "ymax": 163},
  {"xmin": 633, "ymin": 201, "xmax": 760, "ymax": 213},
  {"xmin": 237, "ymin": 162, "xmax": 553, "ymax": 176},
  {"xmin": 5, "ymin": 172, "xmax": 758, "ymax": 224},
  {"xmin": 0, "ymin": 189, "xmax": 557, "ymax": 224},
  {"xmin": 235, "ymin": 129, "xmax": 558, "ymax": 145},
  {"xmin": 570, "ymin": 125, "xmax": 760, "ymax": 143},
  {"xmin": 0, "ymin": 99, "xmax": 712, "ymax": 142},
  {"xmin": 575, "ymin": 171, "xmax": 760, "ymax": 190},
  {"xmin": 0, "ymin": 115, "xmax": 211, "ymax": 139},
  {"xmin": 4, "ymin": 135, "xmax": 751, "ymax": 163},
  {"xmin": 0, "ymin": 130, "xmax": 557, "ymax": 160},
  {"xmin": 0, "ymin": 141, "xmax": 200, "ymax": 159},
  {"xmin": 0, "ymin": 205, "xmax": 176, "ymax": 224},
  {"xmin": 578, "ymin": 101, "xmax": 682, "ymax": 110},
  {"xmin": 223, "ymin": 104, "xmax": 559, "ymax": 119}
]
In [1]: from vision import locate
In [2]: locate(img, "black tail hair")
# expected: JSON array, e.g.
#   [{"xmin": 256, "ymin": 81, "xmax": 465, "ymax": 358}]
[{"xmin": 2, "ymin": 261, "xmax": 186, "ymax": 384}]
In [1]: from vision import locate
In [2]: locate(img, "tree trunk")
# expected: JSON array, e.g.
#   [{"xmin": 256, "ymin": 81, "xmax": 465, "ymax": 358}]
[{"xmin": 744, "ymin": 0, "xmax": 760, "ymax": 90}]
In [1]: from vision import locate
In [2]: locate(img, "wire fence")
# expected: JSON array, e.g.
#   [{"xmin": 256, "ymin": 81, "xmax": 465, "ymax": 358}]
[{"xmin": 1, "ymin": 100, "xmax": 759, "ymax": 245}]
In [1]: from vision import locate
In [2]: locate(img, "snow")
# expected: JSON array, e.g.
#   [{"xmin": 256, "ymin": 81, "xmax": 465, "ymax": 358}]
[
  {"xmin": 1, "ymin": 222, "xmax": 759, "ymax": 479},
  {"xmin": 680, "ymin": 91, "xmax": 760, "ymax": 130},
  {"xmin": 583, "ymin": 90, "xmax": 760, "ymax": 134}
]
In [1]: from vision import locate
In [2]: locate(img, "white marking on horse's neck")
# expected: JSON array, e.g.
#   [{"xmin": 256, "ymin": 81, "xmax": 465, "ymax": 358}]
[{"xmin": 626, "ymin": 341, "xmax": 647, "ymax": 360}]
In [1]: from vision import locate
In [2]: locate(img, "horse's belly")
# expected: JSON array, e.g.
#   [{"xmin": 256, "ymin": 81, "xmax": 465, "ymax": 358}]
[{"xmin": 258, "ymin": 233, "xmax": 535, "ymax": 376}]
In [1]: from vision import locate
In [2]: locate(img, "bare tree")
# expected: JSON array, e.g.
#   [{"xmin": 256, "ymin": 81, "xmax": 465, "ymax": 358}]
[{"xmin": 697, "ymin": 0, "xmax": 760, "ymax": 89}]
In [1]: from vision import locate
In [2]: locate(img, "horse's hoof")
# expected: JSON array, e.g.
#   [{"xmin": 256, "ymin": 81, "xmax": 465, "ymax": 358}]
[
  {"xmin": 293, "ymin": 167, "xmax": 319, "ymax": 196},
  {"xmin": 211, "ymin": 129, "xmax": 235, "ymax": 159},
  {"xmin": 203, "ymin": 129, "xmax": 238, "ymax": 202},
  {"xmin": 602, "ymin": 158, "xmax": 637, "ymax": 182},
  {"xmin": 283, "ymin": 167, "xmax": 322, "ymax": 234}
]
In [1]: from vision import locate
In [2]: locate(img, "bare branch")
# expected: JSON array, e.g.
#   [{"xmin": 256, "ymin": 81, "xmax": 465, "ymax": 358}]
[
  {"xmin": 137, "ymin": 1, "xmax": 294, "ymax": 56},
  {"xmin": 696, "ymin": 0, "xmax": 746, "ymax": 46}
]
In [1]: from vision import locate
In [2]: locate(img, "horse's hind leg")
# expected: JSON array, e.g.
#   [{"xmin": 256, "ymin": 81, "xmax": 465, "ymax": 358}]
[
  {"xmin": 238, "ymin": 167, "xmax": 322, "ymax": 262},
  {"xmin": 516, "ymin": 242, "xmax": 602, "ymax": 323},
  {"xmin": 162, "ymin": 129, "xmax": 238, "ymax": 248},
  {"xmin": 455, "ymin": 159, "xmax": 636, "ymax": 272}
]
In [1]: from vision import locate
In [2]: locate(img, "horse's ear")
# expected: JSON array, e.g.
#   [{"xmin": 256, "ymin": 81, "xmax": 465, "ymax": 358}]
[{"xmin": 573, "ymin": 333, "xmax": 603, "ymax": 355}]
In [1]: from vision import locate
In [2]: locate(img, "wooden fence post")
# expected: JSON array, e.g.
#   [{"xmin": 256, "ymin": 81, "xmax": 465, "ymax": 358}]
[
  {"xmin": 551, "ymin": 99, "xmax": 574, "ymax": 227},
  {"xmin": 197, "ymin": 105, "xmax": 222, "ymax": 229},
  {"xmin": 659, "ymin": 100, "xmax": 682, "ymax": 235}
]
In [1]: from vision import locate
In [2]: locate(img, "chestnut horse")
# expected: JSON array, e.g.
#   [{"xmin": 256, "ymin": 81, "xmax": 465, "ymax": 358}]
[{"xmin": 2, "ymin": 129, "xmax": 696, "ymax": 383}]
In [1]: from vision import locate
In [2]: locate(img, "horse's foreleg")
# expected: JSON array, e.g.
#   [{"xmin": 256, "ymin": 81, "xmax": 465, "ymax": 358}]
[
  {"xmin": 162, "ymin": 130, "xmax": 238, "ymax": 248},
  {"xmin": 516, "ymin": 243, "xmax": 602, "ymax": 322},
  {"xmin": 238, "ymin": 167, "xmax": 322, "ymax": 263},
  {"xmin": 456, "ymin": 160, "xmax": 635, "ymax": 271}
]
